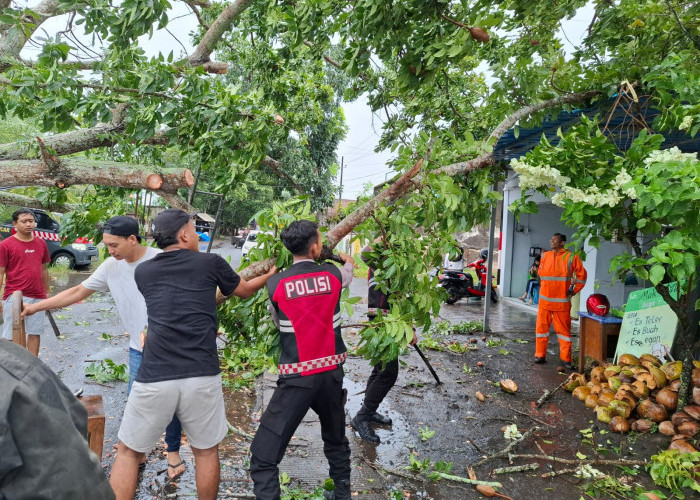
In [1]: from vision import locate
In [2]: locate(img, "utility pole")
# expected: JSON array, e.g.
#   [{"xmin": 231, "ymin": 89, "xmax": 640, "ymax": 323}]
[
  {"xmin": 483, "ymin": 183, "xmax": 498, "ymax": 333},
  {"xmin": 338, "ymin": 156, "xmax": 344, "ymax": 203}
]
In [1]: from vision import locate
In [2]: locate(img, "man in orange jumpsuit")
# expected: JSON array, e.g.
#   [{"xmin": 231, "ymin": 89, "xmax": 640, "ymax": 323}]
[{"xmin": 534, "ymin": 233, "xmax": 587, "ymax": 369}]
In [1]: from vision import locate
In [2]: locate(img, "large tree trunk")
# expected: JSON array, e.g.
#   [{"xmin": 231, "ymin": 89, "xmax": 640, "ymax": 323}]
[{"xmin": 0, "ymin": 158, "xmax": 193, "ymax": 192}]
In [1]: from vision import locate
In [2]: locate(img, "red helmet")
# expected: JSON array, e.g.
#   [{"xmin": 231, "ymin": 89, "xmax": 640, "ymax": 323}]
[{"xmin": 586, "ymin": 293, "xmax": 610, "ymax": 317}]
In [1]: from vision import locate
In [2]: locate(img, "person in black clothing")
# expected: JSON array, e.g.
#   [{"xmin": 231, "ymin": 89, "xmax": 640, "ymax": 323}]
[
  {"xmin": 350, "ymin": 241, "xmax": 417, "ymax": 443},
  {"xmin": 250, "ymin": 220, "xmax": 354, "ymax": 500},
  {"xmin": 0, "ymin": 340, "xmax": 115, "ymax": 500},
  {"xmin": 109, "ymin": 209, "xmax": 275, "ymax": 500}
]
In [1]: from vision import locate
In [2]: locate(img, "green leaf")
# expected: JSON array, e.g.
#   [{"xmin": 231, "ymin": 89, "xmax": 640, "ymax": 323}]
[{"xmin": 649, "ymin": 264, "xmax": 665, "ymax": 286}]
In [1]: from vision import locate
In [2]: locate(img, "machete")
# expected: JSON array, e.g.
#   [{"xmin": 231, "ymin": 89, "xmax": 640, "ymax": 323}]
[
  {"xmin": 413, "ymin": 344, "xmax": 442, "ymax": 385},
  {"xmin": 46, "ymin": 310, "xmax": 61, "ymax": 337}
]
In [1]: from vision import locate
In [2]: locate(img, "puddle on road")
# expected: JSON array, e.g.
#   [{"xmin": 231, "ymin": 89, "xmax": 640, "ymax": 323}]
[
  {"xmin": 50, "ymin": 267, "xmax": 95, "ymax": 292},
  {"xmin": 343, "ymin": 376, "xmax": 414, "ymax": 471}
]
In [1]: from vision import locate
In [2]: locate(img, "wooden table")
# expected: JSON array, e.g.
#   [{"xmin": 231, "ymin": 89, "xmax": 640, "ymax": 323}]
[
  {"xmin": 578, "ymin": 311, "xmax": 622, "ymax": 373},
  {"xmin": 79, "ymin": 395, "xmax": 105, "ymax": 460}
]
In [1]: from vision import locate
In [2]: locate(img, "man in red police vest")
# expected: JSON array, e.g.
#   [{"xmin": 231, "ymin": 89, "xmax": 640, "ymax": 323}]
[
  {"xmin": 250, "ymin": 220, "xmax": 354, "ymax": 500},
  {"xmin": 534, "ymin": 233, "xmax": 587, "ymax": 369}
]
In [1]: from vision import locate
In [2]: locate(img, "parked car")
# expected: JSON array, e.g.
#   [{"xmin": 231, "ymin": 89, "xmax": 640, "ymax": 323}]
[
  {"xmin": 0, "ymin": 209, "xmax": 99, "ymax": 268},
  {"xmin": 240, "ymin": 230, "xmax": 273, "ymax": 260}
]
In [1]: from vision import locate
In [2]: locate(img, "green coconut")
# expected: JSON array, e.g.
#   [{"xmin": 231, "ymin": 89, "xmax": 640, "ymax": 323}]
[
  {"xmin": 596, "ymin": 406, "xmax": 613, "ymax": 424},
  {"xmin": 661, "ymin": 361, "xmax": 682, "ymax": 382}
]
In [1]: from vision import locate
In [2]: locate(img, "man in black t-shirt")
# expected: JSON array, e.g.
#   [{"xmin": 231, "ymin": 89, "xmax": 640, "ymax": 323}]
[{"xmin": 109, "ymin": 209, "xmax": 275, "ymax": 500}]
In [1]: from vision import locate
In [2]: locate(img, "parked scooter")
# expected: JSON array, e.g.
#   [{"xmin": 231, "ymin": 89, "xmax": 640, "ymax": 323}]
[{"xmin": 439, "ymin": 248, "xmax": 498, "ymax": 304}]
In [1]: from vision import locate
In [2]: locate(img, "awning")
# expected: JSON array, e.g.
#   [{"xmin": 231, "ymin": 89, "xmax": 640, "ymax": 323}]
[{"xmin": 195, "ymin": 212, "xmax": 215, "ymax": 223}]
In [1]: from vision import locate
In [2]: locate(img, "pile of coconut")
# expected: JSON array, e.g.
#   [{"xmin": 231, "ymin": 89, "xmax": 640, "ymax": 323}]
[{"xmin": 565, "ymin": 353, "xmax": 700, "ymax": 451}]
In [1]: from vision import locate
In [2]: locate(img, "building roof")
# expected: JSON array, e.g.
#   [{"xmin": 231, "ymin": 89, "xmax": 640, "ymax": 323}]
[
  {"xmin": 493, "ymin": 97, "xmax": 699, "ymax": 162},
  {"xmin": 195, "ymin": 212, "xmax": 215, "ymax": 223}
]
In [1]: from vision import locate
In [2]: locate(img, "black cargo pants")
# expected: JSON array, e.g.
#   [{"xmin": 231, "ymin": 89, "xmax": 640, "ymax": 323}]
[
  {"xmin": 250, "ymin": 367, "xmax": 350, "ymax": 499},
  {"xmin": 362, "ymin": 357, "xmax": 399, "ymax": 412}
]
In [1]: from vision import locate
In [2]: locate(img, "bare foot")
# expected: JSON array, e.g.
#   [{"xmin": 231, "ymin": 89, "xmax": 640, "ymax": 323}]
[{"xmin": 167, "ymin": 451, "xmax": 186, "ymax": 479}]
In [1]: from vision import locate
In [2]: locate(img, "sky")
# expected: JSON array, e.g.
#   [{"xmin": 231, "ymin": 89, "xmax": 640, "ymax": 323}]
[{"xmin": 20, "ymin": 2, "xmax": 594, "ymax": 201}]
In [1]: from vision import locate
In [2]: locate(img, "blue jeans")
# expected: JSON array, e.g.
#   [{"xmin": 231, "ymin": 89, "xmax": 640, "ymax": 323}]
[
  {"xmin": 129, "ymin": 348, "xmax": 182, "ymax": 453},
  {"xmin": 525, "ymin": 280, "xmax": 539, "ymax": 303}
]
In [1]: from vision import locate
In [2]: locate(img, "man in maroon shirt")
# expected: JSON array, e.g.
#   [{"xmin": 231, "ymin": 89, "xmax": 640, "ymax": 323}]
[{"xmin": 0, "ymin": 209, "xmax": 50, "ymax": 356}]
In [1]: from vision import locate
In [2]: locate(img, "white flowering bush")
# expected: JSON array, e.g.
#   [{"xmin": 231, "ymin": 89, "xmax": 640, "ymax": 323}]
[
  {"xmin": 510, "ymin": 158, "xmax": 570, "ymax": 190},
  {"xmin": 643, "ymin": 146, "xmax": 697, "ymax": 167},
  {"xmin": 511, "ymin": 155, "xmax": 635, "ymax": 208},
  {"xmin": 679, "ymin": 115, "xmax": 693, "ymax": 131}
]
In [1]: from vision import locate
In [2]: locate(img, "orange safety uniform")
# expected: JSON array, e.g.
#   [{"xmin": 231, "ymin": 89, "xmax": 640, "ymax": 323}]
[{"xmin": 535, "ymin": 248, "xmax": 587, "ymax": 362}]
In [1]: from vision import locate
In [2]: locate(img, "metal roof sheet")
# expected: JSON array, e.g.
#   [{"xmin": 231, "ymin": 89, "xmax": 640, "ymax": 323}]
[{"xmin": 493, "ymin": 98, "xmax": 698, "ymax": 162}]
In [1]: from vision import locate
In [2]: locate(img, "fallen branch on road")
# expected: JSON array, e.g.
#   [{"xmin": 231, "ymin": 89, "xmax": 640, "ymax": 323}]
[
  {"xmin": 540, "ymin": 467, "xmax": 579, "ymax": 478},
  {"xmin": 432, "ymin": 471, "xmax": 503, "ymax": 488},
  {"xmin": 535, "ymin": 374, "xmax": 571, "ymax": 407},
  {"xmin": 492, "ymin": 463, "xmax": 540, "ymax": 474},
  {"xmin": 471, "ymin": 426, "xmax": 538, "ymax": 468},
  {"xmin": 507, "ymin": 453, "xmax": 647, "ymax": 467},
  {"xmin": 227, "ymin": 421, "xmax": 255, "ymax": 440}
]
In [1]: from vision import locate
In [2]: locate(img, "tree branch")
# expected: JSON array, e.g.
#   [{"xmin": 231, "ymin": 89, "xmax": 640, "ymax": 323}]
[
  {"xmin": 187, "ymin": 0, "xmax": 255, "ymax": 69},
  {"xmin": 486, "ymin": 90, "xmax": 602, "ymax": 145},
  {"xmin": 154, "ymin": 190, "xmax": 195, "ymax": 211},
  {"xmin": 261, "ymin": 156, "xmax": 303, "ymax": 193},
  {"xmin": 508, "ymin": 453, "xmax": 647, "ymax": 467},
  {"xmin": 0, "ymin": 157, "xmax": 193, "ymax": 192},
  {"xmin": 0, "ymin": 122, "xmax": 126, "ymax": 161},
  {"xmin": 0, "ymin": 190, "xmax": 77, "ymax": 212},
  {"xmin": 224, "ymin": 90, "xmax": 607, "ymax": 290},
  {"xmin": 326, "ymin": 157, "xmax": 426, "ymax": 248},
  {"xmin": 0, "ymin": 0, "xmax": 69, "ymax": 65},
  {"xmin": 0, "ymin": 76, "xmax": 174, "ymax": 100},
  {"xmin": 19, "ymin": 57, "xmax": 102, "ymax": 71},
  {"xmin": 182, "ymin": 0, "xmax": 211, "ymax": 8},
  {"xmin": 663, "ymin": 0, "xmax": 699, "ymax": 49},
  {"xmin": 183, "ymin": 0, "xmax": 210, "ymax": 30}
]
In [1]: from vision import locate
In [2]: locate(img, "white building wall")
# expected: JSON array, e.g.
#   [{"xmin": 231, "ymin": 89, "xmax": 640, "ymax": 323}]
[{"xmin": 500, "ymin": 173, "xmax": 637, "ymax": 311}]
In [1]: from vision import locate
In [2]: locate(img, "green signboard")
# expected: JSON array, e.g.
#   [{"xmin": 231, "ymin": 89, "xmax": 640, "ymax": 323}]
[{"xmin": 614, "ymin": 284, "xmax": 679, "ymax": 363}]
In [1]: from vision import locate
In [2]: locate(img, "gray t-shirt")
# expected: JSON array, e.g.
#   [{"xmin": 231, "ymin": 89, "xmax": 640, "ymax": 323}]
[{"xmin": 82, "ymin": 246, "xmax": 161, "ymax": 351}]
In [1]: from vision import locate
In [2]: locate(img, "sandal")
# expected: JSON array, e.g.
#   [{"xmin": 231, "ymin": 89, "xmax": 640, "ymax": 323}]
[{"xmin": 167, "ymin": 460, "xmax": 186, "ymax": 479}]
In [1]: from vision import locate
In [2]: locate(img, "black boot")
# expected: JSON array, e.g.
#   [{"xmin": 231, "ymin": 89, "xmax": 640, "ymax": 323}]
[
  {"xmin": 350, "ymin": 406, "xmax": 380, "ymax": 443},
  {"xmin": 323, "ymin": 478, "xmax": 351, "ymax": 500},
  {"xmin": 370, "ymin": 411, "xmax": 392, "ymax": 425}
]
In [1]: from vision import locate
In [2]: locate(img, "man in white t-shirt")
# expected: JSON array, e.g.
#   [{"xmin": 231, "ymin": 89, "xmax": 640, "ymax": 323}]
[{"xmin": 22, "ymin": 216, "xmax": 186, "ymax": 478}]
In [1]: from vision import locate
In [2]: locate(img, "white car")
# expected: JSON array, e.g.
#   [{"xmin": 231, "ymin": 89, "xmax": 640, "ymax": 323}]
[{"xmin": 241, "ymin": 230, "xmax": 272, "ymax": 260}]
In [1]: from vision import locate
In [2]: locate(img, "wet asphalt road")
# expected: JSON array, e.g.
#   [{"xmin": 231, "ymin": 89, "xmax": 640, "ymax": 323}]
[{"xmin": 22, "ymin": 239, "xmax": 669, "ymax": 499}]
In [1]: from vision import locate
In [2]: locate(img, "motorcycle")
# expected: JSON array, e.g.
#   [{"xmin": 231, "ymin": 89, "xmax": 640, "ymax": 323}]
[{"xmin": 438, "ymin": 252, "xmax": 498, "ymax": 304}]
